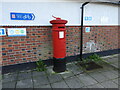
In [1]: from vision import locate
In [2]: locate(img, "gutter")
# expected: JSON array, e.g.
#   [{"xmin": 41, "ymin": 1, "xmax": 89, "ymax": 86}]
[
  {"xmin": 102, "ymin": 1, "xmax": 120, "ymax": 5},
  {"xmin": 80, "ymin": 2, "xmax": 89, "ymax": 61}
]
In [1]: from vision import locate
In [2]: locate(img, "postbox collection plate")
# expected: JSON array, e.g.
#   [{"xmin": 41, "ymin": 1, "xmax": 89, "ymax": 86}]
[{"xmin": 59, "ymin": 31, "xmax": 64, "ymax": 38}]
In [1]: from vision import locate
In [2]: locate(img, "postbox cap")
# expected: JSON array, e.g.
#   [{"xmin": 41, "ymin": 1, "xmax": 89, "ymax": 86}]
[{"xmin": 50, "ymin": 16, "xmax": 68, "ymax": 24}]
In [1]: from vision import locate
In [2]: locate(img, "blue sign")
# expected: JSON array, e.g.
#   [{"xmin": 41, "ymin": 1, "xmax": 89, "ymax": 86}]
[
  {"xmin": 85, "ymin": 16, "xmax": 92, "ymax": 21},
  {"xmin": 10, "ymin": 12, "xmax": 35, "ymax": 20},
  {"xmin": 85, "ymin": 27, "xmax": 90, "ymax": 32},
  {"xmin": 0, "ymin": 28, "xmax": 6, "ymax": 36}
]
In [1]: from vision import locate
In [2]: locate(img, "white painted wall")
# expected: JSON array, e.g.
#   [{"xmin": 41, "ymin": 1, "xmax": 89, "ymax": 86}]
[
  {"xmin": 1, "ymin": 0, "xmax": 119, "ymax": 2},
  {"xmin": 0, "ymin": 2, "xmax": 2, "ymax": 24},
  {"xmin": 1, "ymin": 2, "xmax": 118, "ymax": 26},
  {"xmin": 84, "ymin": 3, "xmax": 118, "ymax": 25}
]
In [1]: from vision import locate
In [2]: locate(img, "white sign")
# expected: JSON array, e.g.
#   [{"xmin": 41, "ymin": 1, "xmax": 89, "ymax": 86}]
[
  {"xmin": 59, "ymin": 31, "xmax": 64, "ymax": 38},
  {"xmin": 0, "ymin": 28, "xmax": 6, "ymax": 36},
  {"xmin": 85, "ymin": 27, "xmax": 90, "ymax": 32},
  {"xmin": 7, "ymin": 28, "xmax": 26, "ymax": 37}
]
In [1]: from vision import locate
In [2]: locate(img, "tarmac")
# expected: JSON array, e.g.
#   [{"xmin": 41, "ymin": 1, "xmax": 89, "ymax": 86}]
[{"xmin": 1, "ymin": 54, "xmax": 119, "ymax": 89}]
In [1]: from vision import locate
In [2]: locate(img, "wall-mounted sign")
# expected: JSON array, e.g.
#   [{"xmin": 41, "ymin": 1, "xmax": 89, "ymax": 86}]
[
  {"xmin": 0, "ymin": 28, "xmax": 6, "ymax": 36},
  {"xmin": 7, "ymin": 28, "xmax": 26, "ymax": 37},
  {"xmin": 10, "ymin": 12, "xmax": 35, "ymax": 20},
  {"xmin": 84, "ymin": 16, "xmax": 92, "ymax": 21},
  {"xmin": 85, "ymin": 27, "xmax": 90, "ymax": 32}
]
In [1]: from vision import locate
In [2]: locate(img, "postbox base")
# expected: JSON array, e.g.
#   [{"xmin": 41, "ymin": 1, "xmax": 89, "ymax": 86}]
[{"xmin": 53, "ymin": 57, "xmax": 66, "ymax": 73}]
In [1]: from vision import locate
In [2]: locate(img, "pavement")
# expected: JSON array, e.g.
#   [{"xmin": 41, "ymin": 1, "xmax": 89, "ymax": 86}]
[{"xmin": 1, "ymin": 54, "xmax": 119, "ymax": 89}]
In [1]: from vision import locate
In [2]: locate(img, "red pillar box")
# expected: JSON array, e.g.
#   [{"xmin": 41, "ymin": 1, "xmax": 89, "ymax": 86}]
[{"xmin": 50, "ymin": 16, "xmax": 68, "ymax": 73}]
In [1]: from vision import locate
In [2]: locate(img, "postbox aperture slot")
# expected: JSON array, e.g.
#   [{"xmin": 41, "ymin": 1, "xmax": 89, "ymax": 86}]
[{"xmin": 58, "ymin": 27, "xmax": 65, "ymax": 28}]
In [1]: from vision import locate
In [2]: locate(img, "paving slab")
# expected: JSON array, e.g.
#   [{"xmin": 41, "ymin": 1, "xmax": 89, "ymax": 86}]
[
  {"xmin": 34, "ymin": 84, "xmax": 51, "ymax": 88},
  {"xmin": 40, "ymin": 84, "xmax": 51, "ymax": 88},
  {"xmin": 51, "ymin": 81, "xmax": 69, "ymax": 88},
  {"xmin": 112, "ymin": 78, "xmax": 118, "ymax": 85},
  {"xmin": 98, "ymin": 67, "xmax": 113, "ymax": 73},
  {"xmin": 98, "ymin": 63, "xmax": 114, "ymax": 72},
  {"xmin": 47, "ymin": 74, "xmax": 63, "ymax": 84},
  {"xmin": 17, "ymin": 71, "xmax": 32, "ymax": 80},
  {"xmin": 100, "ymin": 80, "xmax": 118, "ymax": 88},
  {"xmin": 103, "ymin": 55, "xmax": 119, "ymax": 69},
  {"xmin": 16, "ymin": 78, "xmax": 33, "ymax": 88},
  {"xmin": 118, "ymin": 78, "xmax": 120, "ymax": 85},
  {"xmin": 0, "ymin": 74, "xmax": 2, "ymax": 81},
  {"xmin": 111, "ymin": 63, "xmax": 118, "ymax": 69},
  {"xmin": 101, "ymin": 70, "xmax": 118, "ymax": 79},
  {"xmin": 2, "ymin": 81, "xmax": 16, "ymax": 88},
  {"xmin": 86, "ymin": 70, "xmax": 101, "ymax": 75},
  {"xmin": 0, "ymin": 80, "xmax": 2, "ymax": 90},
  {"xmin": 86, "ymin": 83, "xmax": 104, "ymax": 88},
  {"xmin": 65, "ymin": 76, "xmax": 84, "ymax": 88},
  {"xmin": 110, "ymin": 69, "xmax": 118, "ymax": 75},
  {"xmin": 67, "ymin": 63, "xmax": 83, "ymax": 75},
  {"xmin": 2, "ymin": 73, "xmax": 18, "ymax": 83},
  {"xmin": 59, "ymin": 70, "xmax": 74, "ymax": 79},
  {"xmin": 105, "ymin": 58, "xmax": 118, "ymax": 64},
  {"xmin": 32, "ymin": 70, "xmax": 46, "ymax": 77},
  {"xmin": 33, "ymin": 75, "xmax": 49, "ymax": 87},
  {"xmin": 76, "ymin": 73, "xmax": 98, "ymax": 86},
  {"xmin": 88, "ymin": 71, "xmax": 109, "ymax": 83},
  {"xmin": 81, "ymin": 86, "xmax": 88, "ymax": 88}
]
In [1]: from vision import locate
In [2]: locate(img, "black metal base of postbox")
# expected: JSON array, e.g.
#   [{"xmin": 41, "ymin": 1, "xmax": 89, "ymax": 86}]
[{"xmin": 53, "ymin": 57, "xmax": 66, "ymax": 73}]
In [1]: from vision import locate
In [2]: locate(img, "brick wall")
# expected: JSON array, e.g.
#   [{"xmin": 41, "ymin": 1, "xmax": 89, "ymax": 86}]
[{"xmin": 0, "ymin": 26, "xmax": 119, "ymax": 66}]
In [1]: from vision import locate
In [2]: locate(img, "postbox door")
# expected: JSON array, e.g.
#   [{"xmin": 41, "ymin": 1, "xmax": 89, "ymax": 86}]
[{"xmin": 53, "ymin": 31, "xmax": 66, "ymax": 58}]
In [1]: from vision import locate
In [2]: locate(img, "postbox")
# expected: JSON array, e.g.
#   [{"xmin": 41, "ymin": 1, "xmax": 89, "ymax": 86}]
[{"xmin": 50, "ymin": 16, "xmax": 68, "ymax": 73}]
